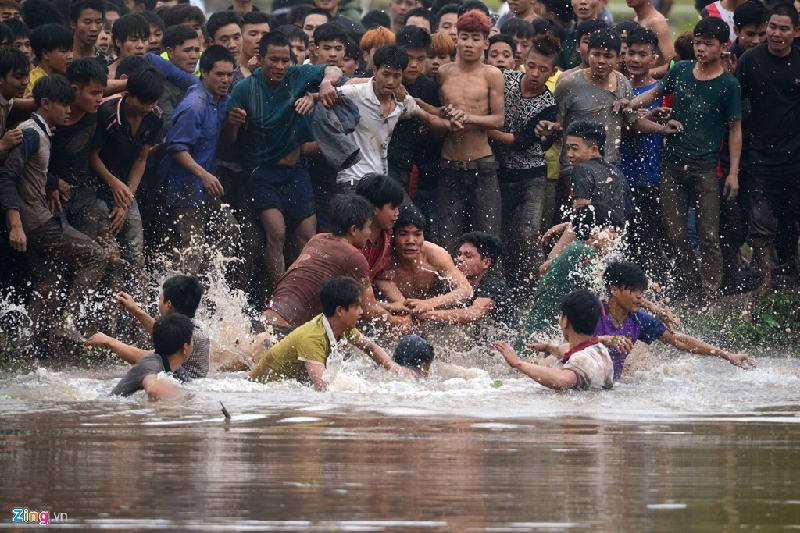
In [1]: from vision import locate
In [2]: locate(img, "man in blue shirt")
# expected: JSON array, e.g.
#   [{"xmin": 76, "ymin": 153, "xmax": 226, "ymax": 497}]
[
  {"xmin": 159, "ymin": 45, "xmax": 240, "ymax": 276},
  {"xmin": 223, "ymin": 31, "xmax": 341, "ymax": 294}
]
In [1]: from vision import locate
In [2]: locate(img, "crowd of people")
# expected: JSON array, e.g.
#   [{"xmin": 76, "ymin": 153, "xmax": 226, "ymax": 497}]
[{"xmin": 0, "ymin": 0, "xmax": 792, "ymax": 394}]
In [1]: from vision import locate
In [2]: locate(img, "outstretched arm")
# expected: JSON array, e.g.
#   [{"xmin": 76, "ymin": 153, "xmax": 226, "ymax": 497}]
[
  {"xmin": 352, "ymin": 335, "xmax": 415, "ymax": 377},
  {"xmin": 85, "ymin": 332, "xmax": 150, "ymax": 364},
  {"xmin": 660, "ymin": 330, "xmax": 755, "ymax": 368},
  {"xmin": 495, "ymin": 341, "xmax": 578, "ymax": 390}
]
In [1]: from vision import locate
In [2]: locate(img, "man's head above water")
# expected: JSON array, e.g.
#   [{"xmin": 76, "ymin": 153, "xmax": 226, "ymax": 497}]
[
  {"xmin": 393, "ymin": 334, "xmax": 435, "ymax": 377},
  {"xmin": 456, "ymin": 231, "xmax": 502, "ymax": 280},
  {"xmin": 393, "ymin": 204, "xmax": 427, "ymax": 261},
  {"xmin": 603, "ymin": 261, "xmax": 649, "ymax": 313}
]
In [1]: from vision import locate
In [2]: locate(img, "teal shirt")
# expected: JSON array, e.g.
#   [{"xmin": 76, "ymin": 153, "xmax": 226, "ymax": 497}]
[
  {"xmin": 228, "ymin": 64, "xmax": 326, "ymax": 170},
  {"xmin": 657, "ymin": 60, "xmax": 742, "ymax": 166}
]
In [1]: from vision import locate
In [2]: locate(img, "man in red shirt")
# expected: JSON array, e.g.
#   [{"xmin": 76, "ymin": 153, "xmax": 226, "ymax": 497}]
[{"xmin": 355, "ymin": 173, "xmax": 404, "ymax": 280}]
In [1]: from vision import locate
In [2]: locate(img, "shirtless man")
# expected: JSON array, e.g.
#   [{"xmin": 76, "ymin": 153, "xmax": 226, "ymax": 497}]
[
  {"xmin": 627, "ymin": 0, "xmax": 674, "ymax": 72},
  {"xmin": 433, "ymin": 11, "xmax": 505, "ymax": 252},
  {"xmin": 376, "ymin": 205, "xmax": 473, "ymax": 317}
]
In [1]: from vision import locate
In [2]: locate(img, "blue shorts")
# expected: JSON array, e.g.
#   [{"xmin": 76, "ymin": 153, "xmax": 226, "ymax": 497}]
[{"xmin": 248, "ymin": 166, "xmax": 316, "ymax": 224}]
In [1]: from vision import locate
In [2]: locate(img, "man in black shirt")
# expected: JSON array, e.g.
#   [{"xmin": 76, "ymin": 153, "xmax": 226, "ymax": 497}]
[{"xmin": 737, "ymin": 3, "xmax": 800, "ymax": 289}]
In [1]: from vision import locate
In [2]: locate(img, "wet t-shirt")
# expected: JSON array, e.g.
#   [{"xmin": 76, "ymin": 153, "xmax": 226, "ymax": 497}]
[
  {"xmin": 111, "ymin": 353, "xmax": 169, "ymax": 396},
  {"xmin": 593, "ymin": 303, "xmax": 666, "ymax": 378},
  {"xmin": 473, "ymin": 270, "xmax": 511, "ymax": 323},
  {"xmin": 571, "ymin": 158, "xmax": 627, "ymax": 221},
  {"xmin": 562, "ymin": 340, "xmax": 614, "ymax": 390},
  {"xmin": 270, "ymin": 233, "xmax": 371, "ymax": 327},
  {"xmin": 49, "ymin": 112, "xmax": 98, "ymax": 187},
  {"xmin": 363, "ymin": 229, "xmax": 393, "ymax": 280},
  {"xmin": 657, "ymin": 60, "xmax": 741, "ymax": 166}
]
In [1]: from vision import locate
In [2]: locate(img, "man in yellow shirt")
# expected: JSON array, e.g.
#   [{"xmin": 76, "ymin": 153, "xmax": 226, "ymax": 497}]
[
  {"xmin": 26, "ymin": 24, "xmax": 74, "ymax": 97},
  {"xmin": 250, "ymin": 276, "xmax": 413, "ymax": 391}
]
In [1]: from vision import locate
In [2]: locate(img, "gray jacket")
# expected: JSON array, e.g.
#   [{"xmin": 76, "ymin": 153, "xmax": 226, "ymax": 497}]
[{"xmin": 311, "ymin": 96, "xmax": 361, "ymax": 171}]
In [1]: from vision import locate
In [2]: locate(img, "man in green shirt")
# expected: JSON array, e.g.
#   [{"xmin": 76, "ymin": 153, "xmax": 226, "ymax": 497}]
[{"xmin": 250, "ymin": 276, "xmax": 413, "ymax": 391}]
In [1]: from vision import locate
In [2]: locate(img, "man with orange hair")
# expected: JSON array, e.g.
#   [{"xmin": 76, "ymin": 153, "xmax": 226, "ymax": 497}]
[
  {"xmin": 434, "ymin": 11, "xmax": 505, "ymax": 253},
  {"xmin": 359, "ymin": 26, "xmax": 394, "ymax": 74},
  {"xmin": 426, "ymin": 31, "xmax": 455, "ymax": 76}
]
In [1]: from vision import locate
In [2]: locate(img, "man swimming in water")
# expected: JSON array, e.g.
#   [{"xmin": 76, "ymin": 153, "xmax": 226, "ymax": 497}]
[{"xmin": 375, "ymin": 204, "xmax": 473, "ymax": 318}]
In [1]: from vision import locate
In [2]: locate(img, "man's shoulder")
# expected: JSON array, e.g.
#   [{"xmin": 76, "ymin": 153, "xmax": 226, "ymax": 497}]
[
  {"xmin": 97, "ymin": 97, "xmax": 121, "ymax": 122},
  {"xmin": 133, "ymin": 353, "xmax": 166, "ymax": 373}
]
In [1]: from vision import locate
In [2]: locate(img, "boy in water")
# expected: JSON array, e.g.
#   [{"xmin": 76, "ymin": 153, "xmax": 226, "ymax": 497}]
[
  {"xmin": 85, "ymin": 275, "xmax": 210, "ymax": 380},
  {"xmin": 251, "ymin": 276, "xmax": 412, "ymax": 391},
  {"xmin": 393, "ymin": 334, "xmax": 435, "ymax": 378},
  {"xmin": 111, "ymin": 313, "xmax": 194, "ymax": 399},
  {"xmin": 495, "ymin": 289, "xmax": 614, "ymax": 391}
]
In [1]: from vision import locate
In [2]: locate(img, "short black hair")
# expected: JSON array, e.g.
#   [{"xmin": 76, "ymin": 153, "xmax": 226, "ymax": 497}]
[
  {"xmin": 0, "ymin": 47, "xmax": 29, "ymax": 79},
  {"xmin": 152, "ymin": 313, "xmax": 194, "ymax": 356},
  {"xmin": 587, "ymin": 29, "xmax": 621, "ymax": 53},
  {"xmin": 206, "ymin": 11, "xmax": 243, "ymax": 40},
  {"xmin": 457, "ymin": 231, "xmax": 503, "ymax": 266},
  {"xmin": 21, "ymin": 0, "xmax": 65, "ymax": 30},
  {"xmin": 532, "ymin": 17, "xmax": 564, "ymax": 42},
  {"xmin": 559, "ymin": 289, "xmax": 602, "ymax": 335},
  {"xmin": 500, "ymin": 17, "xmax": 534, "ymax": 38},
  {"xmin": 30, "ymin": 23, "xmax": 73, "ymax": 62},
  {"xmin": 396, "ymin": 24, "xmax": 431, "ymax": 50},
  {"xmin": 604, "ymin": 261, "xmax": 649, "ymax": 293},
  {"xmin": 613, "ymin": 20, "xmax": 640, "ymax": 41},
  {"xmin": 163, "ymin": 23, "xmax": 198, "ymax": 49},
  {"xmin": 405, "ymin": 7, "xmax": 436, "ymax": 31},
  {"xmin": 112, "ymin": 13, "xmax": 149, "ymax": 51},
  {"xmin": 436, "ymin": 2, "xmax": 461, "ymax": 19},
  {"xmin": 540, "ymin": 0, "xmax": 574, "ymax": 23},
  {"xmin": 393, "ymin": 335, "xmax": 435, "ymax": 370},
  {"xmin": 162, "ymin": 274, "xmax": 204, "ymax": 318},
  {"xmin": 115, "ymin": 54, "xmax": 148, "ymax": 79},
  {"xmin": 313, "ymin": 21, "xmax": 347, "ymax": 45},
  {"xmin": 693, "ymin": 15, "xmax": 730, "ymax": 43},
  {"xmin": 373, "ymin": 44, "xmax": 409, "ymax": 69},
  {"xmin": 5, "ymin": 18, "xmax": 30, "ymax": 40},
  {"xmin": 320, "ymin": 276, "xmax": 363, "ymax": 317},
  {"xmin": 161, "ymin": 4, "xmax": 205, "ymax": 28},
  {"xmin": 133, "ymin": 0, "xmax": 156, "ymax": 12},
  {"xmin": 734, "ymin": 1, "xmax": 767, "ymax": 28},
  {"xmin": 105, "ymin": 0, "xmax": 129, "ymax": 17},
  {"xmin": 275, "ymin": 23, "xmax": 309, "ymax": 47},
  {"xmin": 458, "ymin": 0, "xmax": 490, "ymax": 16},
  {"xmin": 199, "ymin": 44, "xmax": 235, "ymax": 72},
  {"xmin": 242, "ymin": 11, "xmax": 273, "ymax": 28},
  {"xmin": 626, "ymin": 26, "xmax": 659, "ymax": 50},
  {"xmin": 576, "ymin": 19, "xmax": 609, "ymax": 41},
  {"xmin": 355, "ymin": 173, "xmax": 404, "ymax": 209},
  {"xmin": 768, "ymin": 1, "xmax": 798, "ymax": 28},
  {"xmin": 126, "ymin": 66, "xmax": 163, "ymax": 103},
  {"xmin": 306, "ymin": 7, "xmax": 332, "ymax": 21},
  {"xmin": 141, "ymin": 10, "xmax": 166, "ymax": 33},
  {"xmin": 259, "ymin": 30, "xmax": 291, "ymax": 57},
  {"xmin": 566, "ymin": 120, "xmax": 606, "ymax": 155},
  {"xmin": 0, "ymin": 23, "xmax": 11, "ymax": 47},
  {"xmin": 66, "ymin": 57, "xmax": 108, "ymax": 87},
  {"xmin": 571, "ymin": 203, "xmax": 623, "ymax": 241},
  {"xmin": 330, "ymin": 194, "xmax": 373, "ymax": 236},
  {"xmin": 70, "ymin": 0, "xmax": 105, "ymax": 22},
  {"xmin": 395, "ymin": 204, "xmax": 426, "ymax": 232},
  {"xmin": 344, "ymin": 36, "xmax": 360, "ymax": 60},
  {"xmin": 529, "ymin": 33, "xmax": 562, "ymax": 60},
  {"xmin": 288, "ymin": 4, "xmax": 314, "ymax": 27},
  {"xmin": 488, "ymin": 33, "xmax": 513, "ymax": 51},
  {"xmin": 362, "ymin": 9, "xmax": 391, "ymax": 30},
  {"xmin": 33, "ymin": 73, "xmax": 75, "ymax": 107}
]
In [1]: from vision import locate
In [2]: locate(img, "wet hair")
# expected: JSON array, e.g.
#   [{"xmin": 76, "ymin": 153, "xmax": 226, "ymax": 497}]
[
  {"xmin": 206, "ymin": 11, "xmax": 243, "ymax": 40},
  {"xmin": 673, "ymin": 32, "xmax": 695, "ymax": 60},
  {"xmin": 162, "ymin": 275, "xmax": 204, "ymax": 318},
  {"xmin": 529, "ymin": 34, "xmax": 562, "ymax": 60},
  {"xmin": 30, "ymin": 23, "xmax": 73, "ymax": 62},
  {"xmin": 372, "ymin": 44, "xmax": 408, "ymax": 67},
  {"xmin": 66, "ymin": 57, "xmax": 108, "ymax": 87},
  {"xmin": 576, "ymin": 19, "xmax": 609, "ymax": 41},
  {"xmin": 614, "ymin": 20, "xmax": 640, "ymax": 41},
  {"xmin": 5, "ymin": 19, "xmax": 29, "ymax": 40},
  {"xmin": 355, "ymin": 173, "xmax": 404, "ymax": 208},
  {"xmin": 458, "ymin": 0, "xmax": 490, "ymax": 17},
  {"xmin": 362, "ymin": 9, "xmax": 391, "ymax": 30},
  {"xmin": 21, "ymin": 0, "xmax": 65, "ymax": 30},
  {"xmin": 126, "ymin": 66, "xmax": 163, "ymax": 103},
  {"xmin": 288, "ymin": 4, "xmax": 313, "ymax": 27},
  {"xmin": 32, "ymin": 73, "xmax": 75, "ymax": 107},
  {"xmin": 243, "ymin": 11, "xmax": 274, "ymax": 29},
  {"xmin": 559, "ymin": 289, "xmax": 602, "ymax": 335},
  {"xmin": 571, "ymin": 203, "xmax": 623, "ymax": 241},
  {"xmin": 500, "ymin": 17, "xmax": 534, "ymax": 39},
  {"xmin": 734, "ymin": 1, "xmax": 767, "ymax": 28},
  {"xmin": 275, "ymin": 24, "xmax": 309, "ymax": 47},
  {"xmin": 0, "ymin": 47, "xmax": 29, "ymax": 78},
  {"xmin": 164, "ymin": 24, "xmax": 199, "ymax": 50},
  {"xmin": 112, "ymin": 13, "xmax": 149, "ymax": 51},
  {"xmin": 565, "ymin": 120, "xmax": 606, "ymax": 155},
  {"xmin": 540, "ymin": 0, "xmax": 574, "ymax": 23},
  {"xmin": 152, "ymin": 313, "xmax": 194, "ymax": 356},
  {"xmin": 199, "ymin": 44, "xmax": 235, "ymax": 72},
  {"xmin": 587, "ymin": 29, "xmax": 621, "ymax": 53},
  {"xmin": 0, "ymin": 22, "xmax": 12, "ymax": 47},
  {"xmin": 161, "ymin": 4, "xmax": 205, "ymax": 29},
  {"xmin": 360, "ymin": 26, "xmax": 395, "ymax": 51},
  {"xmin": 405, "ymin": 7, "xmax": 436, "ymax": 31},
  {"xmin": 395, "ymin": 204, "xmax": 426, "ymax": 232},
  {"xmin": 259, "ymin": 31, "xmax": 291, "ymax": 56},
  {"xmin": 626, "ymin": 27, "xmax": 659, "ymax": 54},
  {"xmin": 429, "ymin": 30, "xmax": 455, "ymax": 56},
  {"xmin": 693, "ymin": 16, "xmax": 730, "ymax": 43},
  {"xmin": 70, "ymin": 0, "xmax": 105, "ymax": 22},
  {"xmin": 457, "ymin": 231, "xmax": 503, "ymax": 266},
  {"xmin": 320, "ymin": 276, "xmax": 363, "ymax": 316},
  {"xmin": 456, "ymin": 10, "xmax": 491, "ymax": 35},
  {"xmin": 141, "ymin": 10, "xmax": 166, "ymax": 33},
  {"xmin": 603, "ymin": 261, "xmax": 649, "ymax": 292},
  {"xmin": 395, "ymin": 24, "xmax": 431, "ymax": 50},
  {"xmin": 115, "ymin": 54, "xmax": 148, "ymax": 79},
  {"xmin": 393, "ymin": 335, "xmax": 435, "ymax": 370},
  {"xmin": 532, "ymin": 17, "xmax": 564, "ymax": 42},
  {"xmin": 768, "ymin": 1, "xmax": 798, "ymax": 27},
  {"xmin": 329, "ymin": 194, "xmax": 373, "ymax": 236},
  {"xmin": 313, "ymin": 21, "xmax": 348, "ymax": 45}
]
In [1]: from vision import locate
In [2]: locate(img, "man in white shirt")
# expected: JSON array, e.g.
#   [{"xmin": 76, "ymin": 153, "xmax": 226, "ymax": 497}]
[{"xmin": 335, "ymin": 44, "xmax": 452, "ymax": 191}]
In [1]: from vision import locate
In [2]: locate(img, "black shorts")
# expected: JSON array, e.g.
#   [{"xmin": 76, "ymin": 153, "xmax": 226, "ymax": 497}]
[{"xmin": 248, "ymin": 166, "xmax": 315, "ymax": 224}]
